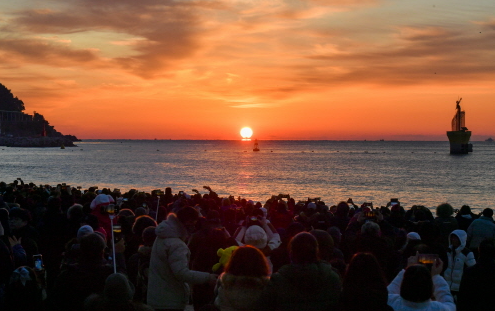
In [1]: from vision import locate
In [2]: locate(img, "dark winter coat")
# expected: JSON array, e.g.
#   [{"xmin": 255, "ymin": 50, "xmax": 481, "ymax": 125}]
[
  {"xmin": 258, "ymin": 261, "xmax": 341, "ymax": 311},
  {"xmin": 457, "ymin": 257, "xmax": 495, "ymax": 311},
  {"xmin": 215, "ymin": 273, "xmax": 269, "ymax": 311}
]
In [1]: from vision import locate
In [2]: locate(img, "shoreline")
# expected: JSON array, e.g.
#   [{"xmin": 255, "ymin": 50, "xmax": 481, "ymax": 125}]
[{"xmin": 0, "ymin": 137, "xmax": 77, "ymax": 148}]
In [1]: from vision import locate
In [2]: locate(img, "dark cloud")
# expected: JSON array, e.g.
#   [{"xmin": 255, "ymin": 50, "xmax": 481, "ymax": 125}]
[
  {"xmin": 1, "ymin": 0, "xmax": 494, "ymax": 89},
  {"xmin": 303, "ymin": 24, "xmax": 495, "ymax": 86},
  {"xmin": 3, "ymin": 0, "xmax": 226, "ymax": 77},
  {"xmin": 0, "ymin": 38, "xmax": 101, "ymax": 66}
]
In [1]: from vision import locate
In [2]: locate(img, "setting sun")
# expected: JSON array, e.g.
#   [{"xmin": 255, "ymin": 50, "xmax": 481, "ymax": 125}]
[{"xmin": 240, "ymin": 127, "xmax": 253, "ymax": 139}]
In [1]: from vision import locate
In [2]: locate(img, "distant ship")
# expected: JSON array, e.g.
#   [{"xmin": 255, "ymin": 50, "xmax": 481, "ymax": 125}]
[
  {"xmin": 446, "ymin": 98, "xmax": 472, "ymax": 154},
  {"xmin": 253, "ymin": 139, "xmax": 260, "ymax": 152},
  {"xmin": 486, "ymin": 138, "xmax": 494, "ymax": 142}
]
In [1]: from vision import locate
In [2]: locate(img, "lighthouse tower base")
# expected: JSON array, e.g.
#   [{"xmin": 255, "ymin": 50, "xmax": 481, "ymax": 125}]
[{"xmin": 447, "ymin": 131, "xmax": 472, "ymax": 154}]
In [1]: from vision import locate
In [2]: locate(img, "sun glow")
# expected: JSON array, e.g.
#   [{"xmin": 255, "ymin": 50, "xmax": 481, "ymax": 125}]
[{"xmin": 240, "ymin": 127, "xmax": 253, "ymax": 139}]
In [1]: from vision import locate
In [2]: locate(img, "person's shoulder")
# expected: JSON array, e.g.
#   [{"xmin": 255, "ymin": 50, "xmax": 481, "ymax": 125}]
[
  {"xmin": 133, "ymin": 302, "xmax": 155, "ymax": 311},
  {"xmin": 317, "ymin": 261, "xmax": 340, "ymax": 278},
  {"xmin": 386, "ymin": 293, "xmax": 403, "ymax": 307},
  {"xmin": 221, "ymin": 272, "xmax": 269, "ymax": 287}
]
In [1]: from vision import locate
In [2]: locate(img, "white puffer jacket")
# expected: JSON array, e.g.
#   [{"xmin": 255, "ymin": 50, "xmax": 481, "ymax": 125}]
[
  {"xmin": 387, "ymin": 270, "xmax": 455, "ymax": 311},
  {"xmin": 443, "ymin": 229, "xmax": 476, "ymax": 291},
  {"xmin": 147, "ymin": 214, "xmax": 211, "ymax": 310}
]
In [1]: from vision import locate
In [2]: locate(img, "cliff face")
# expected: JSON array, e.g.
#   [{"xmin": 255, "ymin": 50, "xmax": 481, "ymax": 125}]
[
  {"xmin": 0, "ymin": 111, "xmax": 78, "ymax": 138},
  {"xmin": 0, "ymin": 83, "xmax": 80, "ymax": 147}
]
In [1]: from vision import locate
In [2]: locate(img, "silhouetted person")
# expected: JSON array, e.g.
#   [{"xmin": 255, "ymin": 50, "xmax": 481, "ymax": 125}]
[{"xmin": 457, "ymin": 239, "xmax": 495, "ymax": 311}]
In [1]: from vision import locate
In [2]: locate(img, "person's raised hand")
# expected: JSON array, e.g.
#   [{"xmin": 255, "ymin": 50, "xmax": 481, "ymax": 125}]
[
  {"xmin": 407, "ymin": 251, "xmax": 419, "ymax": 267},
  {"xmin": 375, "ymin": 210, "xmax": 384, "ymax": 222},
  {"xmin": 431, "ymin": 257, "xmax": 444, "ymax": 276},
  {"xmin": 357, "ymin": 211, "xmax": 366, "ymax": 223},
  {"xmin": 115, "ymin": 238, "xmax": 125, "ymax": 253},
  {"xmin": 259, "ymin": 216, "xmax": 267, "ymax": 227},
  {"xmin": 9, "ymin": 236, "xmax": 22, "ymax": 247}
]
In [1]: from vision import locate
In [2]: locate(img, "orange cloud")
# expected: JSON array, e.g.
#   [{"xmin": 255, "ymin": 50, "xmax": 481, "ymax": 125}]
[{"xmin": 0, "ymin": 0, "xmax": 494, "ymax": 139}]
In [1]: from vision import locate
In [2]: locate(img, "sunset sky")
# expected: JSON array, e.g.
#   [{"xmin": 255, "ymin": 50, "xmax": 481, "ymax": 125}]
[{"xmin": 1, "ymin": 0, "xmax": 494, "ymax": 140}]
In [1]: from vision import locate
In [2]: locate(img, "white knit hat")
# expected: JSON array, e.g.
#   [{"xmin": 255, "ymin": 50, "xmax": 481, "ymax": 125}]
[
  {"xmin": 407, "ymin": 232, "xmax": 421, "ymax": 240},
  {"xmin": 77, "ymin": 225, "xmax": 94, "ymax": 241},
  {"xmin": 90, "ymin": 194, "xmax": 115, "ymax": 209},
  {"xmin": 244, "ymin": 225, "xmax": 268, "ymax": 249}
]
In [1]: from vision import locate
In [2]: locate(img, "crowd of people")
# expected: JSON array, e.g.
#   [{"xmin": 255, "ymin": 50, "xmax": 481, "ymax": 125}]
[{"xmin": 1, "ymin": 178, "xmax": 495, "ymax": 311}]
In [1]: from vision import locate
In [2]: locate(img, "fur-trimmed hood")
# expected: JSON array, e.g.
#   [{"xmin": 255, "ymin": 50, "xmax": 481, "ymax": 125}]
[
  {"xmin": 155, "ymin": 213, "xmax": 188, "ymax": 241},
  {"xmin": 216, "ymin": 273, "xmax": 269, "ymax": 311},
  {"xmin": 220, "ymin": 272, "xmax": 269, "ymax": 288}
]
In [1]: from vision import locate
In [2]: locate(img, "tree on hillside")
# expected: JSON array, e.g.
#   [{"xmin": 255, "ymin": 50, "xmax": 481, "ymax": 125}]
[{"xmin": 0, "ymin": 83, "xmax": 25, "ymax": 112}]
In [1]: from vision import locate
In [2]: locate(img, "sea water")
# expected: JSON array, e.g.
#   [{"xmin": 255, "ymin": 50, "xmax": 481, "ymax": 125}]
[{"xmin": 1, "ymin": 140, "xmax": 494, "ymax": 213}]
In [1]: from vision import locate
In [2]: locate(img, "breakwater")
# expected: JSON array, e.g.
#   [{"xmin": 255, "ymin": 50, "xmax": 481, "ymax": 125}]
[{"xmin": 0, "ymin": 136, "xmax": 77, "ymax": 147}]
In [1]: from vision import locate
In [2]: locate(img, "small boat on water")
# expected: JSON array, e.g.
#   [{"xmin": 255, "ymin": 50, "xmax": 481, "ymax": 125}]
[
  {"xmin": 253, "ymin": 139, "xmax": 260, "ymax": 152},
  {"xmin": 486, "ymin": 138, "xmax": 494, "ymax": 142}
]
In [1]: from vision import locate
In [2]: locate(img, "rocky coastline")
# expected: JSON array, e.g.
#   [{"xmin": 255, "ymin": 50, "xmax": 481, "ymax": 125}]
[{"xmin": 0, "ymin": 136, "xmax": 78, "ymax": 148}]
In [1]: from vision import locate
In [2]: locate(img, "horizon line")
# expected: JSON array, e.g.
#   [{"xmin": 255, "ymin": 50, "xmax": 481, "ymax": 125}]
[{"xmin": 78, "ymin": 138, "xmax": 492, "ymax": 142}]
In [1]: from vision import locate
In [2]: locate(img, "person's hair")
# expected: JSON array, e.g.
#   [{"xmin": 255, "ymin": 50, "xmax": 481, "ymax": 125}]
[
  {"xmin": 277, "ymin": 201, "xmax": 288, "ymax": 213},
  {"xmin": 5, "ymin": 266, "xmax": 42, "ymax": 310},
  {"xmin": 0, "ymin": 208, "xmax": 10, "ymax": 236},
  {"xmin": 342, "ymin": 253, "xmax": 388, "ymax": 310},
  {"xmin": 142, "ymin": 226, "xmax": 157, "ymax": 246},
  {"xmin": 81, "ymin": 214, "xmax": 100, "ymax": 230},
  {"xmin": 221, "ymin": 198, "xmax": 231, "ymax": 207},
  {"xmin": 459, "ymin": 205, "xmax": 471, "ymax": 215},
  {"xmin": 176, "ymin": 206, "xmax": 200, "ymax": 223},
  {"xmin": 132, "ymin": 215, "xmax": 157, "ymax": 237},
  {"xmin": 327, "ymin": 226, "xmax": 342, "ymax": 246},
  {"xmin": 80, "ymin": 233, "xmax": 106, "ymax": 262},
  {"xmin": 479, "ymin": 239, "xmax": 495, "ymax": 259},
  {"xmin": 103, "ymin": 273, "xmax": 134, "ymax": 303},
  {"xmin": 225, "ymin": 245, "xmax": 269, "ymax": 277},
  {"xmin": 289, "ymin": 232, "xmax": 319, "ymax": 264},
  {"xmin": 134, "ymin": 207, "xmax": 147, "ymax": 217},
  {"xmin": 482, "ymin": 208, "xmax": 493, "ymax": 218},
  {"xmin": 9, "ymin": 207, "xmax": 31, "ymax": 222},
  {"xmin": 361, "ymin": 221, "xmax": 380, "ymax": 236},
  {"xmin": 118, "ymin": 208, "xmax": 135, "ymax": 217},
  {"xmin": 205, "ymin": 228, "xmax": 230, "ymax": 251},
  {"xmin": 309, "ymin": 229, "xmax": 334, "ymax": 261},
  {"xmin": 436, "ymin": 203, "xmax": 454, "ymax": 218},
  {"xmin": 285, "ymin": 222, "xmax": 305, "ymax": 240},
  {"xmin": 67, "ymin": 204, "xmax": 84, "ymax": 220},
  {"xmin": 252, "ymin": 208, "xmax": 264, "ymax": 218},
  {"xmin": 400, "ymin": 265, "xmax": 433, "ymax": 302},
  {"xmin": 335, "ymin": 202, "xmax": 350, "ymax": 218}
]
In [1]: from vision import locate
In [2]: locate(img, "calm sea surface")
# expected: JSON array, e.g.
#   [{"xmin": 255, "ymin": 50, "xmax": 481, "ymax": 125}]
[{"xmin": 1, "ymin": 140, "xmax": 494, "ymax": 213}]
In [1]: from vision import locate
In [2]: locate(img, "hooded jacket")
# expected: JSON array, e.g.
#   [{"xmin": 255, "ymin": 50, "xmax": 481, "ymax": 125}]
[
  {"xmin": 214, "ymin": 273, "xmax": 269, "ymax": 311},
  {"xmin": 443, "ymin": 229, "xmax": 476, "ymax": 291},
  {"xmin": 466, "ymin": 216, "xmax": 495, "ymax": 249},
  {"xmin": 258, "ymin": 261, "xmax": 341, "ymax": 311},
  {"xmin": 147, "ymin": 213, "xmax": 211, "ymax": 310}
]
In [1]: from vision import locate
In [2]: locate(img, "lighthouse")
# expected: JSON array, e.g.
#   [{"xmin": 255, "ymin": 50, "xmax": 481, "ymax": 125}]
[{"xmin": 446, "ymin": 98, "xmax": 472, "ymax": 154}]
